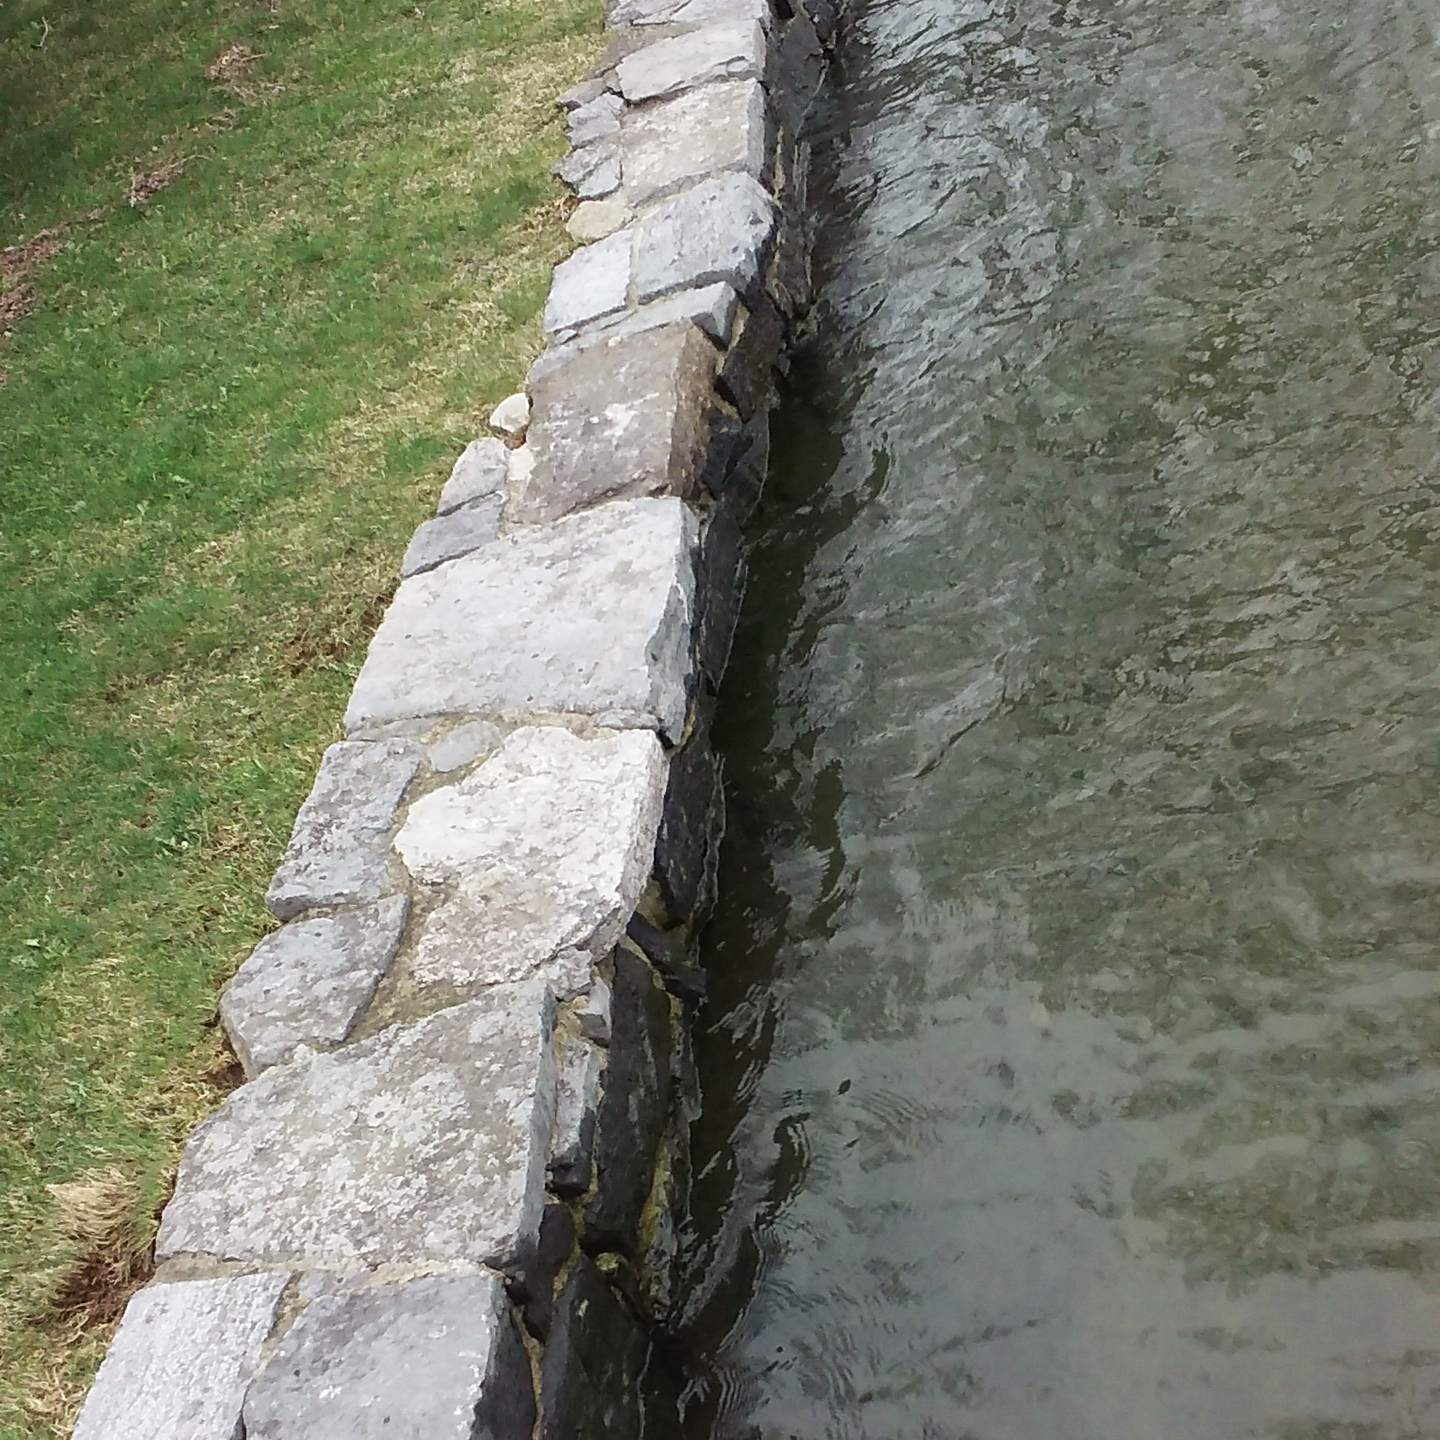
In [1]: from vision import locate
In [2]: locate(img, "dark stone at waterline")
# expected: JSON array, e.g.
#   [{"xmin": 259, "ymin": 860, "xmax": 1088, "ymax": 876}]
[
  {"xmin": 696, "ymin": 495, "xmax": 748, "ymax": 686},
  {"xmin": 514, "ymin": 1202, "xmax": 577, "ymax": 1341},
  {"xmin": 718, "ymin": 294, "xmax": 785, "ymax": 419},
  {"xmin": 626, "ymin": 912, "xmax": 708, "ymax": 1002},
  {"xmin": 653, "ymin": 695, "xmax": 724, "ymax": 926},
  {"xmin": 584, "ymin": 947, "xmax": 673, "ymax": 1257}
]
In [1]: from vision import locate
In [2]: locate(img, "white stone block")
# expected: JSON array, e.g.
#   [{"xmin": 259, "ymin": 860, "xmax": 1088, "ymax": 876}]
[
  {"xmin": 616, "ymin": 20, "xmax": 766, "ymax": 103},
  {"xmin": 622, "ymin": 79, "xmax": 770, "ymax": 207},
  {"xmin": 543, "ymin": 229, "xmax": 633, "ymax": 337}
]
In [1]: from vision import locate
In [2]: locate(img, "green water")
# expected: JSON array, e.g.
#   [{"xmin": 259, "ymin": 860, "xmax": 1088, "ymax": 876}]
[{"xmin": 675, "ymin": 0, "xmax": 1440, "ymax": 1435}]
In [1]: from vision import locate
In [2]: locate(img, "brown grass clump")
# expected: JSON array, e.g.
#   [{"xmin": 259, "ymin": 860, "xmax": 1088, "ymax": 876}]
[
  {"xmin": 43, "ymin": 1169, "xmax": 155, "ymax": 1332},
  {"xmin": 205, "ymin": 41, "xmax": 282, "ymax": 102},
  {"xmin": 127, "ymin": 160, "xmax": 190, "ymax": 208},
  {"xmin": 1, "ymin": 231, "xmax": 65, "ymax": 283}
]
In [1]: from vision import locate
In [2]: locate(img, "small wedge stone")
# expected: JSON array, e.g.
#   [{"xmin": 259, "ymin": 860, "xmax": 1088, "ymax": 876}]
[
  {"xmin": 438, "ymin": 437, "xmax": 509, "ymax": 514},
  {"xmin": 345, "ymin": 498, "xmax": 698, "ymax": 740},
  {"xmin": 610, "ymin": 0, "xmax": 772, "ymax": 25},
  {"xmin": 615, "ymin": 20, "xmax": 766, "ymax": 102},
  {"xmin": 567, "ymin": 91, "xmax": 624, "ymax": 147},
  {"xmin": 544, "ymin": 229, "xmax": 633, "ymax": 337},
  {"xmin": 72, "ymin": 1274, "xmax": 290, "ymax": 1440},
  {"xmin": 220, "ymin": 895, "xmax": 409, "ymax": 1076},
  {"xmin": 243, "ymin": 1273, "xmax": 534, "ymax": 1440},
  {"xmin": 402, "ymin": 498, "xmax": 503, "ymax": 577},
  {"xmin": 428, "ymin": 719, "xmax": 504, "ymax": 773},
  {"xmin": 393, "ymin": 727, "xmax": 668, "ymax": 993},
  {"xmin": 633, "ymin": 173, "xmax": 778, "ymax": 304},
  {"xmin": 567, "ymin": 197, "xmax": 636, "ymax": 243},
  {"xmin": 157, "ymin": 985, "xmax": 558, "ymax": 1270},
  {"xmin": 265, "ymin": 740, "xmax": 421, "ymax": 921},
  {"xmin": 549, "ymin": 1035, "xmax": 604, "ymax": 1196}
]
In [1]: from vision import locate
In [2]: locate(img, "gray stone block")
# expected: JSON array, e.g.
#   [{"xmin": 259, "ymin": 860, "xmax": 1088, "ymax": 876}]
[
  {"xmin": 633, "ymin": 173, "xmax": 777, "ymax": 304},
  {"xmin": 615, "ymin": 20, "xmax": 766, "ymax": 102},
  {"xmin": 265, "ymin": 740, "xmax": 421, "ymax": 921},
  {"xmin": 344, "ymin": 498, "xmax": 699, "ymax": 741},
  {"xmin": 621, "ymin": 79, "xmax": 770, "ymax": 208},
  {"xmin": 717, "ymin": 292, "xmax": 784, "ymax": 418},
  {"xmin": 772, "ymin": 3, "xmax": 828, "ymax": 138},
  {"xmin": 543, "ymin": 229, "xmax": 633, "ymax": 337},
  {"xmin": 157, "ymin": 986, "xmax": 558, "ymax": 1271},
  {"xmin": 556, "ymin": 76, "xmax": 607, "ymax": 111},
  {"xmin": 584, "ymin": 947, "xmax": 672, "ymax": 1256},
  {"xmin": 393, "ymin": 727, "xmax": 668, "ymax": 994},
  {"xmin": 220, "ymin": 895, "xmax": 409, "ymax": 1077},
  {"xmin": 695, "ymin": 488, "xmax": 748, "ymax": 682},
  {"xmin": 610, "ymin": 0, "xmax": 773, "ymax": 27},
  {"xmin": 428, "ymin": 719, "xmax": 504, "ymax": 773},
  {"xmin": 72, "ymin": 1274, "xmax": 290, "ymax": 1440},
  {"xmin": 567, "ymin": 91, "xmax": 623, "ymax": 147},
  {"xmin": 625, "ymin": 913, "xmax": 707, "ymax": 1001},
  {"xmin": 549, "ymin": 1035, "xmax": 603, "ymax": 1196},
  {"xmin": 438, "ymin": 438, "xmax": 509, "ymax": 514},
  {"xmin": 488, "ymin": 393, "xmax": 530, "ymax": 442},
  {"xmin": 402, "ymin": 496, "xmax": 503, "ymax": 577},
  {"xmin": 566, "ymin": 197, "xmax": 635, "ymax": 243},
  {"xmin": 515, "ymin": 323, "xmax": 717, "ymax": 525},
  {"xmin": 578, "ymin": 157, "xmax": 621, "ymax": 202},
  {"xmin": 242, "ymin": 1272, "xmax": 533, "ymax": 1440},
  {"xmin": 515, "ymin": 1202, "xmax": 576, "ymax": 1341}
]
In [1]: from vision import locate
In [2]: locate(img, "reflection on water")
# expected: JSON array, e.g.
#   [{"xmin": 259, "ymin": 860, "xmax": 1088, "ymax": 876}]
[{"xmin": 674, "ymin": 0, "xmax": 1440, "ymax": 1435}]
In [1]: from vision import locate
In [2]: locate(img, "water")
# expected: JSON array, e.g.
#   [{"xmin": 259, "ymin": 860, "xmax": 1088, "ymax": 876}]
[{"xmin": 673, "ymin": 0, "xmax": 1440, "ymax": 1435}]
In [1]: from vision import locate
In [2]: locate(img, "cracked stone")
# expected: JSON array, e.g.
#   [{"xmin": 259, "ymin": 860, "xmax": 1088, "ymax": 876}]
[
  {"xmin": 402, "ymin": 497, "xmax": 502, "ymax": 577},
  {"xmin": 633, "ymin": 173, "xmax": 777, "ymax": 304},
  {"xmin": 393, "ymin": 727, "xmax": 668, "ymax": 993},
  {"xmin": 567, "ymin": 91, "xmax": 624, "ymax": 147},
  {"xmin": 543, "ymin": 228, "xmax": 633, "ymax": 337},
  {"xmin": 621, "ymin": 79, "xmax": 770, "ymax": 208},
  {"xmin": 345, "ymin": 498, "xmax": 698, "ymax": 740},
  {"xmin": 71, "ymin": 1274, "xmax": 290, "ymax": 1440},
  {"xmin": 578, "ymin": 155, "xmax": 622, "ymax": 201},
  {"xmin": 515, "ymin": 322, "xmax": 717, "ymax": 524},
  {"xmin": 242, "ymin": 1272, "xmax": 533, "ymax": 1440},
  {"xmin": 157, "ymin": 986, "xmax": 557, "ymax": 1271},
  {"xmin": 265, "ymin": 740, "xmax": 420, "ymax": 921},
  {"xmin": 438, "ymin": 437, "xmax": 509, "ymax": 514},
  {"xmin": 549, "ymin": 1035, "xmax": 603, "ymax": 1196},
  {"xmin": 220, "ymin": 895, "xmax": 409, "ymax": 1077},
  {"xmin": 615, "ymin": 20, "xmax": 766, "ymax": 102}
]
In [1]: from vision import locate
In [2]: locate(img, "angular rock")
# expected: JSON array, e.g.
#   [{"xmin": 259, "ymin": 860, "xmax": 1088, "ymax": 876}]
[
  {"xmin": 654, "ymin": 717, "xmax": 723, "ymax": 925},
  {"xmin": 507, "ymin": 441, "xmax": 534, "ymax": 493},
  {"xmin": 567, "ymin": 91, "xmax": 624, "ymax": 147},
  {"xmin": 515, "ymin": 323, "xmax": 717, "ymax": 524},
  {"xmin": 633, "ymin": 174, "xmax": 777, "ymax": 304},
  {"xmin": 402, "ymin": 496, "xmax": 503, "ymax": 577},
  {"xmin": 615, "ymin": 20, "xmax": 766, "ymax": 102},
  {"xmin": 567, "ymin": 197, "xmax": 635, "ymax": 243},
  {"xmin": 428, "ymin": 719, "xmax": 504, "ymax": 773},
  {"xmin": 578, "ymin": 156, "xmax": 622, "ymax": 201},
  {"xmin": 488, "ymin": 393, "xmax": 531, "ymax": 442},
  {"xmin": 610, "ymin": 0, "xmax": 773, "ymax": 26},
  {"xmin": 242, "ymin": 1273, "xmax": 533, "ymax": 1440},
  {"xmin": 265, "ymin": 740, "xmax": 420, "ymax": 921},
  {"xmin": 695, "ymin": 490, "xmax": 748, "ymax": 682},
  {"xmin": 556, "ymin": 76, "xmax": 607, "ymax": 111},
  {"xmin": 515, "ymin": 1203, "xmax": 577, "ymax": 1341},
  {"xmin": 72, "ymin": 1274, "xmax": 289, "ymax": 1440},
  {"xmin": 575, "ymin": 977, "xmax": 613, "ymax": 1045},
  {"xmin": 544, "ymin": 229, "xmax": 633, "ymax": 337},
  {"xmin": 772, "ymin": 2, "xmax": 827, "ymax": 138},
  {"xmin": 621, "ymin": 79, "xmax": 770, "ymax": 207},
  {"xmin": 584, "ymin": 947, "xmax": 672, "ymax": 1256},
  {"xmin": 438, "ymin": 438, "xmax": 509, "ymax": 514},
  {"xmin": 625, "ymin": 913, "xmax": 707, "ymax": 1001},
  {"xmin": 345, "ymin": 498, "xmax": 698, "ymax": 740},
  {"xmin": 157, "ymin": 987, "xmax": 557, "ymax": 1271},
  {"xmin": 801, "ymin": 0, "xmax": 838, "ymax": 43},
  {"xmin": 393, "ymin": 727, "xmax": 668, "ymax": 993},
  {"xmin": 549, "ymin": 1035, "xmax": 603, "ymax": 1196},
  {"xmin": 220, "ymin": 895, "xmax": 409, "ymax": 1077},
  {"xmin": 540, "ymin": 1257, "xmax": 648, "ymax": 1440},
  {"xmin": 769, "ymin": 134, "xmax": 814, "ymax": 317},
  {"xmin": 717, "ymin": 293, "xmax": 784, "ymax": 418}
]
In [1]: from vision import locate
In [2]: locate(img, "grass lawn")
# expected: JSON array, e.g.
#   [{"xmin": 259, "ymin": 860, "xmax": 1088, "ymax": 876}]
[{"xmin": 0, "ymin": 0, "xmax": 601, "ymax": 1430}]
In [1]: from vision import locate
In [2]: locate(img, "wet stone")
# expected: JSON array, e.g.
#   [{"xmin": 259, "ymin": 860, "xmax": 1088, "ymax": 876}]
[
  {"xmin": 220, "ymin": 895, "xmax": 409, "ymax": 1077},
  {"xmin": 626, "ymin": 913, "xmax": 707, "ymax": 1002},
  {"xmin": 401, "ymin": 497, "xmax": 503, "ymax": 577},
  {"xmin": 549, "ymin": 1034, "xmax": 604, "ymax": 1197},
  {"xmin": 695, "ymin": 490, "xmax": 748, "ymax": 683},
  {"xmin": 615, "ymin": 19, "xmax": 766, "ymax": 102},
  {"xmin": 633, "ymin": 173, "xmax": 778, "ymax": 304},
  {"xmin": 654, "ymin": 713, "xmax": 724, "ymax": 926},
  {"xmin": 575, "ymin": 977, "xmax": 613, "ymax": 1045},
  {"xmin": 157, "ymin": 986, "xmax": 557, "ymax": 1271},
  {"xmin": 514, "ymin": 1203, "xmax": 576, "ymax": 1341},
  {"xmin": 71, "ymin": 1274, "xmax": 290, "ymax": 1440},
  {"xmin": 544, "ymin": 228, "xmax": 633, "ymax": 337},
  {"xmin": 345, "ymin": 498, "xmax": 698, "ymax": 741},
  {"xmin": 772, "ymin": 2, "xmax": 828, "ymax": 137},
  {"xmin": 621, "ymin": 79, "xmax": 770, "ymax": 208},
  {"xmin": 516, "ymin": 323, "xmax": 718, "ymax": 525},
  {"xmin": 265, "ymin": 740, "xmax": 420, "ymax": 921},
  {"xmin": 393, "ymin": 727, "xmax": 668, "ymax": 995},
  {"xmin": 438, "ymin": 437, "xmax": 509, "ymax": 514},
  {"xmin": 242, "ymin": 1272, "xmax": 534, "ymax": 1440},
  {"xmin": 717, "ymin": 293, "xmax": 785, "ymax": 419}
]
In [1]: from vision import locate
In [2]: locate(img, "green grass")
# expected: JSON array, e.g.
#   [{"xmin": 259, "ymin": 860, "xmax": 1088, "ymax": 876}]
[{"xmin": 0, "ymin": 0, "xmax": 602, "ymax": 1429}]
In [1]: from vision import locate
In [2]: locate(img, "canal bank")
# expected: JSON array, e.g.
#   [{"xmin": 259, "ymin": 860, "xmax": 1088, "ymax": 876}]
[{"xmin": 673, "ymin": 0, "xmax": 1440, "ymax": 1435}]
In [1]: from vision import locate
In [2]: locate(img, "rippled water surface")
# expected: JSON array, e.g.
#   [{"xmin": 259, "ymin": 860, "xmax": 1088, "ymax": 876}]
[{"xmin": 675, "ymin": 0, "xmax": 1440, "ymax": 1435}]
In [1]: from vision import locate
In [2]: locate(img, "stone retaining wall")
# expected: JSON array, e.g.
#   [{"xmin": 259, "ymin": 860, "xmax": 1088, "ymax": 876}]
[{"xmin": 69, "ymin": 1, "xmax": 830, "ymax": 1435}]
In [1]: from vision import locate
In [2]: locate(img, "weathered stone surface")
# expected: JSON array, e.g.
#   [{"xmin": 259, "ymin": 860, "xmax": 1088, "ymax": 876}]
[
  {"xmin": 625, "ymin": 913, "xmax": 707, "ymax": 1001},
  {"xmin": 769, "ymin": 133, "xmax": 814, "ymax": 317},
  {"xmin": 717, "ymin": 293, "xmax": 784, "ymax": 418},
  {"xmin": 772, "ymin": 2, "xmax": 827, "ymax": 137},
  {"xmin": 654, "ymin": 713, "xmax": 723, "ymax": 925},
  {"xmin": 488, "ymin": 393, "xmax": 531, "ymax": 442},
  {"xmin": 567, "ymin": 197, "xmax": 635, "ymax": 243},
  {"xmin": 506, "ymin": 441, "xmax": 534, "ymax": 493},
  {"xmin": 540, "ymin": 1257, "xmax": 648, "ymax": 1440},
  {"xmin": 578, "ymin": 155, "xmax": 622, "ymax": 200},
  {"xmin": 633, "ymin": 173, "xmax": 777, "ymax": 304},
  {"xmin": 438, "ymin": 437, "xmax": 509, "ymax": 514},
  {"xmin": 575, "ymin": 977, "xmax": 613, "ymax": 1045},
  {"xmin": 72, "ymin": 1274, "xmax": 289, "ymax": 1440},
  {"xmin": 695, "ymin": 489, "xmax": 748, "ymax": 681},
  {"xmin": 401, "ymin": 496, "xmax": 502, "ymax": 577},
  {"xmin": 800, "ymin": 0, "xmax": 838, "ymax": 43},
  {"xmin": 220, "ymin": 896, "xmax": 409, "ymax": 1076},
  {"xmin": 556, "ymin": 75, "xmax": 607, "ymax": 111},
  {"xmin": 515, "ymin": 323, "xmax": 717, "ymax": 525},
  {"xmin": 610, "ymin": 0, "xmax": 772, "ymax": 27},
  {"xmin": 428, "ymin": 719, "xmax": 503, "ymax": 773},
  {"xmin": 701, "ymin": 404, "xmax": 769, "ymax": 517},
  {"xmin": 394, "ymin": 727, "xmax": 668, "ymax": 993},
  {"xmin": 345, "ymin": 498, "xmax": 698, "ymax": 740},
  {"xmin": 549, "ymin": 1034, "xmax": 603, "ymax": 1196},
  {"xmin": 242, "ymin": 1273, "xmax": 533, "ymax": 1440},
  {"xmin": 158, "ymin": 986, "xmax": 557, "ymax": 1271},
  {"xmin": 621, "ymin": 79, "xmax": 770, "ymax": 207},
  {"xmin": 615, "ymin": 20, "xmax": 765, "ymax": 102},
  {"xmin": 265, "ymin": 740, "xmax": 420, "ymax": 921},
  {"xmin": 584, "ymin": 946, "xmax": 672, "ymax": 1256},
  {"xmin": 543, "ymin": 228, "xmax": 633, "ymax": 337},
  {"xmin": 567, "ymin": 91, "xmax": 623, "ymax": 147}
]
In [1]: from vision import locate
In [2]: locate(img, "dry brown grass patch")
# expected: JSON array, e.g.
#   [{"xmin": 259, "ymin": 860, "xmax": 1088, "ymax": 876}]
[
  {"xmin": 205, "ymin": 41, "xmax": 283, "ymax": 103},
  {"xmin": 128, "ymin": 160, "xmax": 191, "ymax": 208},
  {"xmin": 43, "ymin": 1169, "xmax": 155, "ymax": 1333}
]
